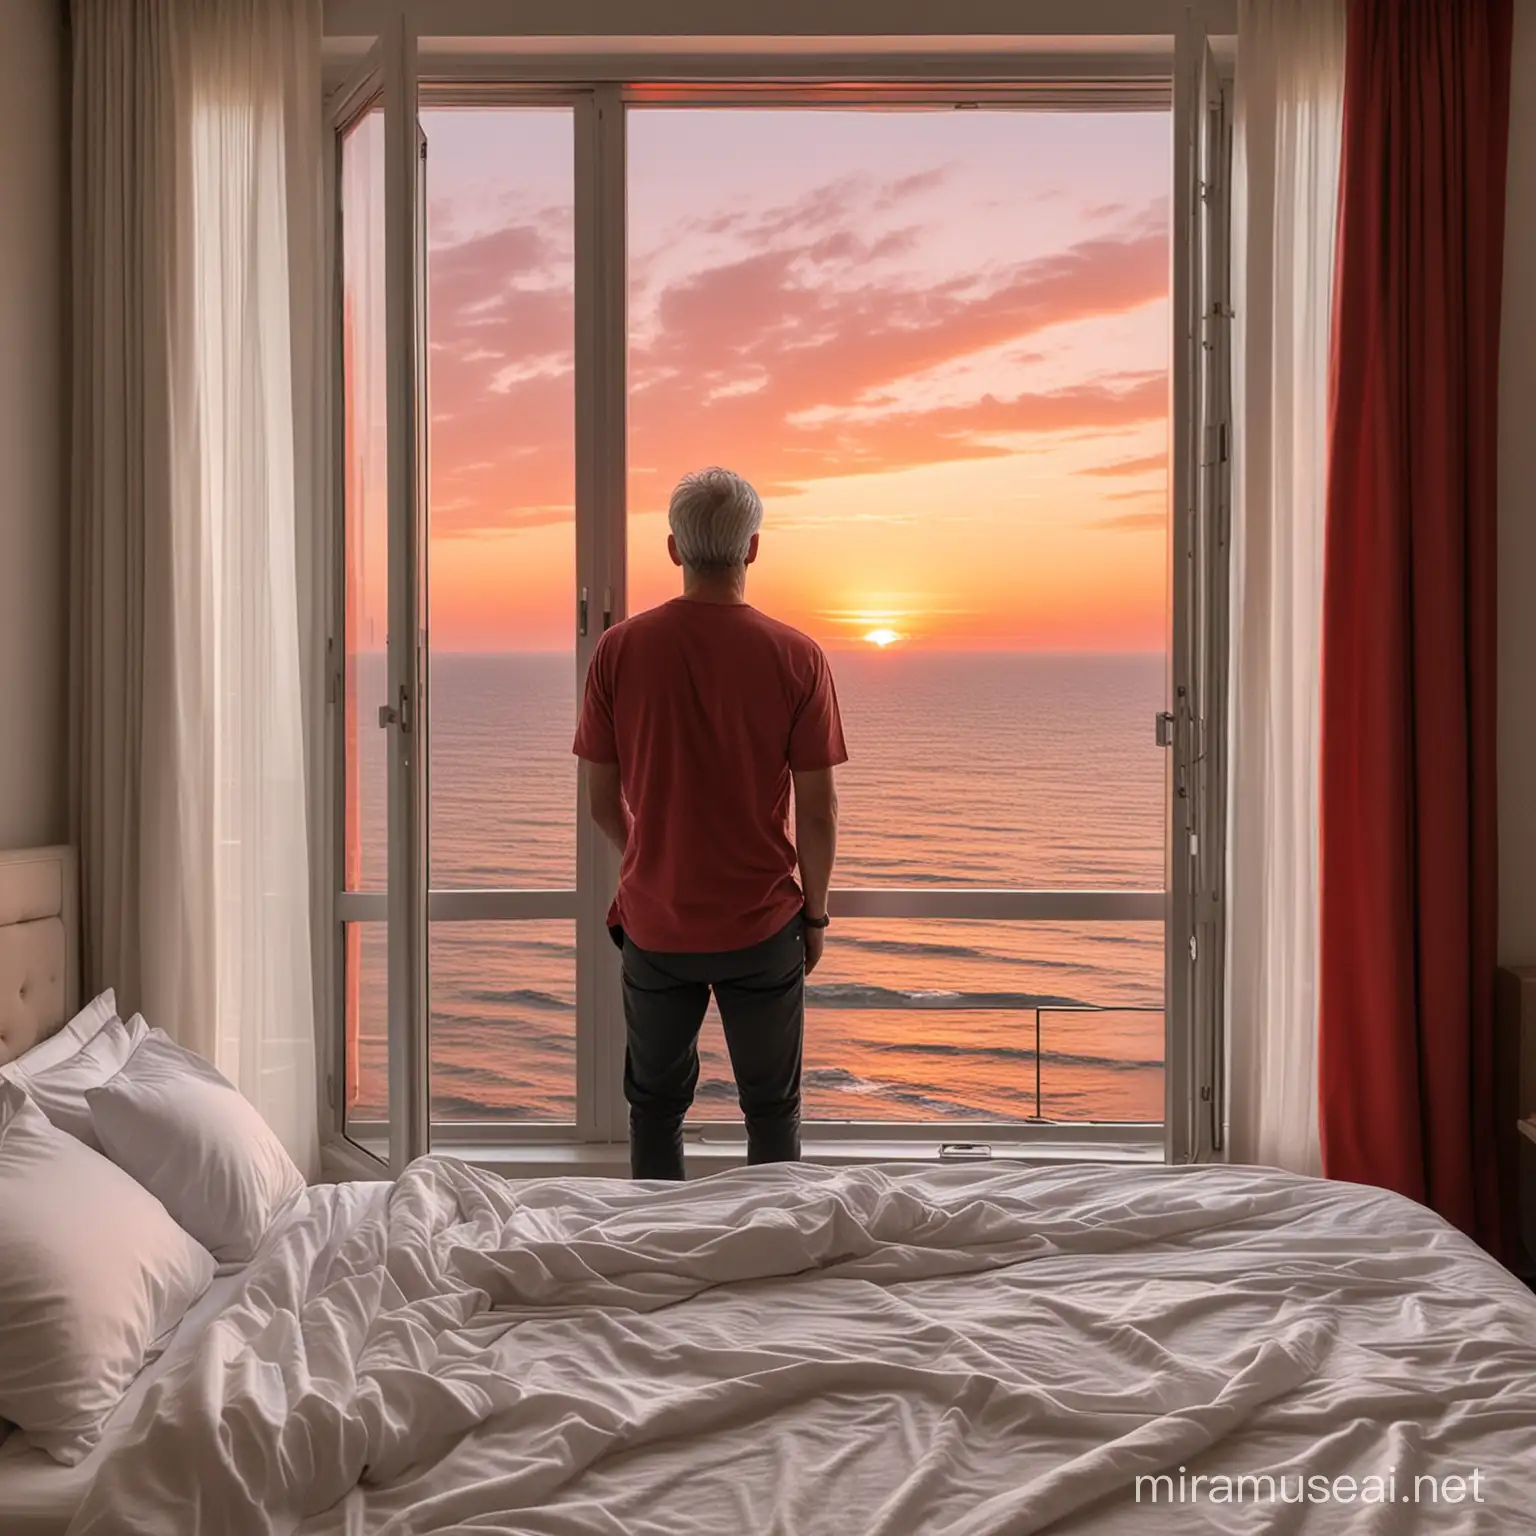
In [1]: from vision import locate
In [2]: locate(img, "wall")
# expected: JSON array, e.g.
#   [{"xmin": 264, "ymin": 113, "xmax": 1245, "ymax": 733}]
[
  {"xmin": 1501, "ymin": 0, "xmax": 1536, "ymax": 970},
  {"xmin": 0, "ymin": 0, "xmax": 69, "ymax": 851}
]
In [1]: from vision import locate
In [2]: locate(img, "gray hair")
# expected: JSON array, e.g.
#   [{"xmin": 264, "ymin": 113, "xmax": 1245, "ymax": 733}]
[{"xmin": 667, "ymin": 468, "xmax": 763, "ymax": 571}]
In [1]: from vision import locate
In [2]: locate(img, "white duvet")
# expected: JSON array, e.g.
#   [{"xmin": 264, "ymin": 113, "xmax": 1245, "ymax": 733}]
[{"xmin": 68, "ymin": 1160, "xmax": 1536, "ymax": 1533}]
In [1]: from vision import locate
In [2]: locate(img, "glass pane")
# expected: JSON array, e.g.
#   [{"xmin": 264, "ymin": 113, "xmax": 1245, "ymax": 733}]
[
  {"xmin": 421, "ymin": 108, "xmax": 577, "ymax": 889},
  {"xmin": 343, "ymin": 921, "xmax": 390, "ymax": 1142},
  {"xmin": 688, "ymin": 919, "xmax": 1163, "ymax": 1124},
  {"xmin": 430, "ymin": 922, "xmax": 575, "ymax": 1121},
  {"xmin": 627, "ymin": 109, "xmax": 1170, "ymax": 892},
  {"xmin": 1038, "ymin": 1009, "xmax": 1162, "ymax": 1121},
  {"xmin": 824, "ymin": 652, "xmax": 1164, "ymax": 888},
  {"xmin": 340, "ymin": 104, "xmax": 390, "ymax": 1147},
  {"xmin": 429, "ymin": 657, "xmax": 574, "ymax": 888},
  {"xmin": 341, "ymin": 106, "xmax": 389, "ymax": 896}
]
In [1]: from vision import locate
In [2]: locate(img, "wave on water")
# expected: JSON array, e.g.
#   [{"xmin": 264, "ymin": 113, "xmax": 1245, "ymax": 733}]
[
  {"xmin": 798, "ymin": 1067, "xmax": 990, "ymax": 1119},
  {"xmin": 444, "ymin": 982, "xmax": 1158, "ymax": 1017},
  {"xmin": 457, "ymin": 988, "xmax": 575, "ymax": 1014},
  {"xmin": 807, "ymin": 981, "xmax": 1087, "ymax": 1011},
  {"xmin": 886, "ymin": 1040, "xmax": 1164, "ymax": 1073},
  {"xmin": 833, "ymin": 935, "xmax": 1000, "ymax": 963},
  {"xmin": 429, "ymin": 1089, "xmax": 570, "ymax": 1119}
]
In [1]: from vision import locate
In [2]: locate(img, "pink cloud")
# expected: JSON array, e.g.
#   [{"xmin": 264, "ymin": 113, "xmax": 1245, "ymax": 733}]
[
  {"xmin": 1090, "ymin": 510, "xmax": 1166, "ymax": 532},
  {"xmin": 1079, "ymin": 451, "xmax": 1167, "ymax": 478},
  {"xmin": 421, "ymin": 173, "xmax": 1170, "ymax": 538}
]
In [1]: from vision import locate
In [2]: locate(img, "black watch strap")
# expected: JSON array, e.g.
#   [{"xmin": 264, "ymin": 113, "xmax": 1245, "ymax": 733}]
[{"xmin": 803, "ymin": 911, "xmax": 830, "ymax": 929}]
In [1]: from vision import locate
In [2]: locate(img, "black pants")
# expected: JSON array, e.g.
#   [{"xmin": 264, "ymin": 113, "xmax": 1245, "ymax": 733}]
[{"xmin": 616, "ymin": 915, "xmax": 805, "ymax": 1180}]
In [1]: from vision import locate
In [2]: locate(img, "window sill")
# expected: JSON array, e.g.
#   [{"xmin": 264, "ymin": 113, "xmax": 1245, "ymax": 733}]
[{"xmin": 322, "ymin": 1134, "xmax": 1164, "ymax": 1182}]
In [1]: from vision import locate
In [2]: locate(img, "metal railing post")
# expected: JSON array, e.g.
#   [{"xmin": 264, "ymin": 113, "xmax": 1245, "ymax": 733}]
[{"xmin": 1035, "ymin": 1009, "xmax": 1042, "ymax": 1119}]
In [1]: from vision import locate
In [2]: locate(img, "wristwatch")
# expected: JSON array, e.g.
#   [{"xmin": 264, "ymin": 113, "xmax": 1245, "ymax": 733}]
[{"xmin": 803, "ymin": 911, "xmax": 830, "ymax": 929}]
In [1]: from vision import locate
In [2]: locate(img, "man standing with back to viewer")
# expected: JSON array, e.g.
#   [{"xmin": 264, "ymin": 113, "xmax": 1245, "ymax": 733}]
[{"xmin": 572, "ymin": 467, "xmax": 848, "ymax": 1180}]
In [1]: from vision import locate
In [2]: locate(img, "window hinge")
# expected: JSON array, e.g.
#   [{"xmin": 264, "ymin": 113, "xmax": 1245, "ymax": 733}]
[
  {"xmin": 938, "ymin": 1143, "xmax": 992, "ymax": 1161},
  {"xmin": 1155, "ymin": 711, "xmax": 1176, "ymax": 748}
]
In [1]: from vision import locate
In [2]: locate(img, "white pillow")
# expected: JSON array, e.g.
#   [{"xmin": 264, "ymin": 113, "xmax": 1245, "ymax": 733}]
[
  {"xmin": 0, "ymin": 1082, "xmax": 214, "ymax": 1465},
  {"xmin": 86, "ymin": 1030, "xmax": 305, "ymax": 1264},
  {"xmin": 2, "ymin": 1010, "xmax": 149, "ymax": 1150},
  {"xmin": 0, "ymin": 988, "xmax": 117, "ymax": 1082}
]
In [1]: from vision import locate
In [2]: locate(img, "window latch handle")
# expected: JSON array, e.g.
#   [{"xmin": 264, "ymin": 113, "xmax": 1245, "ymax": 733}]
[{"xmin": 377, "ymin": 685, "xmax": 411, "ymax": 733}]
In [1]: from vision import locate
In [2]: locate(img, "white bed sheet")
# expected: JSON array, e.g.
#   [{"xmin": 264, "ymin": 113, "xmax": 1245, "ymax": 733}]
[{"xmin": 60, "ymin": 1159, "xmax": 1536, "ymax": 1534}]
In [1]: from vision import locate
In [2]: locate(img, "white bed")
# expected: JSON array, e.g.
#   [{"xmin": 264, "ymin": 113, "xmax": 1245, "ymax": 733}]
[
  {"xmin": 4, "ymin": 848, "xmax": 1536, "ymax": 1534},
  {"xmin": 57, "ymin": 1160, "xmax": 1536, "ymax": 1534}
]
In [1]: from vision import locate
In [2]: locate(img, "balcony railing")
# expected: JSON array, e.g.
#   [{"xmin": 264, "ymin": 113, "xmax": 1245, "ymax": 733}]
[{"xmin": 339, "ymin": 887, "xmax": 1166, "ymax": 1138}]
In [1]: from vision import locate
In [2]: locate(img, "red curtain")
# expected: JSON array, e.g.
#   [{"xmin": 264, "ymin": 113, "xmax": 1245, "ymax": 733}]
[{"xmin": 1319, "ymin": 0, "xmax": 1514, "ymax": 1255}]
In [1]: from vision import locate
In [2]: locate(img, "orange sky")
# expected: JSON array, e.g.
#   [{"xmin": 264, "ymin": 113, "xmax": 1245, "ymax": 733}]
[{"xmin": 346, "ymin": 106, "xmax": 1171, "ymax": 655}]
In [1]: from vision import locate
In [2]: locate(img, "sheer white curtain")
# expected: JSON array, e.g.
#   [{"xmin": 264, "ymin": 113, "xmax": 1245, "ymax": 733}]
[
  {"xmin": 70, "ymin": 0, "xmax": 322, "ymax": 1174},
  {"xmin": 1226, "ymin": 0, "xmax": 1345, "ymax": 1174}
]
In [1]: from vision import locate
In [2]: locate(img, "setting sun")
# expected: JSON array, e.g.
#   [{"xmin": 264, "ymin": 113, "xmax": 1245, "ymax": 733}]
[{"xmin": 864, "ymin": 628, "xmax": 903, "ymax": 648}]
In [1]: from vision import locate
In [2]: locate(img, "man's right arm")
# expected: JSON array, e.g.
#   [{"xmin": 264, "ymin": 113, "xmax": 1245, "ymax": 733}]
[{"xmin": 793, "ymin": 767, "xmax": 838, "ymax": 970}]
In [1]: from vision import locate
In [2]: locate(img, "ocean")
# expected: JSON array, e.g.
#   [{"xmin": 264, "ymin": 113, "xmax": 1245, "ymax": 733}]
[{"xmin": 347, "ymin": 649, "xmax": 1168, "ymax": 1126}]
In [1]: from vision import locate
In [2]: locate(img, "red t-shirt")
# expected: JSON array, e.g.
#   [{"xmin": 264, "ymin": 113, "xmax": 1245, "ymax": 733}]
[{"xmin": 572, "ymin": 597, "xmax": 848, "ymax": 953}]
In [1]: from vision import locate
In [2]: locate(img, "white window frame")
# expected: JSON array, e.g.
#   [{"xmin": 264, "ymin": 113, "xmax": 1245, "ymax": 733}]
[{"xmin": 320, "ymin": 19, "xmax": 1234, "ymax": 1174}]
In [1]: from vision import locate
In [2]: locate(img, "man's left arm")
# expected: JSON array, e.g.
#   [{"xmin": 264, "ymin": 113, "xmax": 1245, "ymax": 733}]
[
  {"xmin": 789, "ymin": 648, "xmax": 849, "ymax": 975},
  {"xmin": 584, "ymin": 760, "xmax": 631, "ymax": 858}
]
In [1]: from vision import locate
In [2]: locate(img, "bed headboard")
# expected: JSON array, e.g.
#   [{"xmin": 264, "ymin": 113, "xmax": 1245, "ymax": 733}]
[{"xmin": 0, "ymin": 847, "xmax": 80, "ymax": 1069}]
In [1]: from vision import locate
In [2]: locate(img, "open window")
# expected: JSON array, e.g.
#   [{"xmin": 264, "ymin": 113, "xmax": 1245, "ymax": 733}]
[{"xmin": 327, "ymin": 31, "xmax": 1232, "ymax": 1172}]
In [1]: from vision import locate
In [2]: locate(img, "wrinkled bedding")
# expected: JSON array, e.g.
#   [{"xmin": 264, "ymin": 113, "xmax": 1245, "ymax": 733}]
[{"xmin": 68, "ymin": 1160, "xmax": 1536, "ymax": 1533}]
